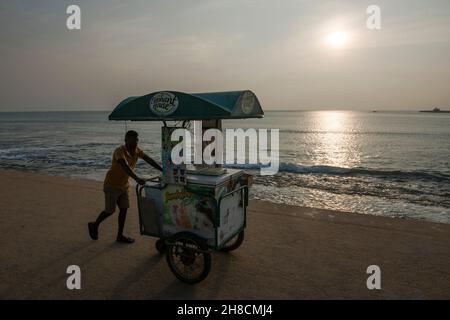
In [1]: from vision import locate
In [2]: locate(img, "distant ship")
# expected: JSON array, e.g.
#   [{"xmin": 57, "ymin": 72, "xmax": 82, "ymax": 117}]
[{"xmin": 419, "ymin": 107, "xmax": 450, "ymax": 113}]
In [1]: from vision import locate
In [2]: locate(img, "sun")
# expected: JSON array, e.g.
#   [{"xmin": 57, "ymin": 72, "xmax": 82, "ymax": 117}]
[{"xmin": 325, "ymin": 30, "xmax": 351, "ymax": 49}]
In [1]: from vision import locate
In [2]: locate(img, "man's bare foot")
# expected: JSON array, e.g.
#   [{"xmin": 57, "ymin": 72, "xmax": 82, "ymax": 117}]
[{"xmin": 116, "ymin": 235, "xmax": 135, "ymax": 243}]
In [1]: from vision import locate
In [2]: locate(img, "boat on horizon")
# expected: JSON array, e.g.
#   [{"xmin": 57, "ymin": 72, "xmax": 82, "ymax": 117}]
[{"xmin": 419, "ymin": 107, "xmax": 450, "ymax": 113}]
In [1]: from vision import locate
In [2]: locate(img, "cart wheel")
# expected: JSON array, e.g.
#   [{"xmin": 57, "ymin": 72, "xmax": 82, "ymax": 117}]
[
  {"xmin": 166, "ymin": 232, "xmax": 211, "ymax": 284},
  {"xmin": 220, "ymin": 230, "xmax": 245, "ymax": 252},
  {"xmin": 155, "ymin": 238, "xmax": 166, "ymax": 254}
]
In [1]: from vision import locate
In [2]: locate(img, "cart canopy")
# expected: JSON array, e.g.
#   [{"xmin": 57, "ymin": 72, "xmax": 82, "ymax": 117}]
[{"xmin": 109, "ymin": 90, "xmax": 264, "ymax": 121}]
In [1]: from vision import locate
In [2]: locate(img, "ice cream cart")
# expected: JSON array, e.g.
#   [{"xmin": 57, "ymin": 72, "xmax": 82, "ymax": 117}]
[{"xmin": 109, "ymin": 90, "xmax": 264, "ymax": 283}]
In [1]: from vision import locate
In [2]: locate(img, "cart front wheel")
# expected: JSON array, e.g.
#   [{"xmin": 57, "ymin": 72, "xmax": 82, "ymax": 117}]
[
  {"xmin": 155, "ymin": 238, "xmax": 166, "ymax": 254},
  {"xmin": 220, "ymin": 230, "xmax": 245, "ymax": 252},
  {"xmin": 166, "ymin": 232, "xmax": 211, "ymax": 284}
]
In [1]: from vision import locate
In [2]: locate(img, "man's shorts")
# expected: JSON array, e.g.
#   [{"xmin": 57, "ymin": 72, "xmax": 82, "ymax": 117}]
[{"xmin": 103, "ymin": 186, "xmax": 129, "ymax": 213}]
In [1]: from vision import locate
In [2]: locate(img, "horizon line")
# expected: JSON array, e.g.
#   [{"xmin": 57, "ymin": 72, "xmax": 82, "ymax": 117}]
[{"xmin": 0, "ymin": 108, "xmax": 446, "ymax": 113}]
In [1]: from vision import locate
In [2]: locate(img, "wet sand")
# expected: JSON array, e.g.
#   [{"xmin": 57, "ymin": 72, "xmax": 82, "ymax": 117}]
[{"xmin": 0, "ymin": 169, "xmax": 449, "ymax": 299}]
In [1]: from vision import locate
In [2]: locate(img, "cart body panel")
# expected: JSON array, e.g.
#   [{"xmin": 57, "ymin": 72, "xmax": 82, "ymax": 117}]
[{"xmin": 137, "ymin": 170, "xmax": 248, "ymax": 249}]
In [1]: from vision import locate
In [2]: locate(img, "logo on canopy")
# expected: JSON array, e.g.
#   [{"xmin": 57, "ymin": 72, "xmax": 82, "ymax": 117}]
[{"xmin": 150, "ymin": 92, "xmax": 179, "ymax": 116}]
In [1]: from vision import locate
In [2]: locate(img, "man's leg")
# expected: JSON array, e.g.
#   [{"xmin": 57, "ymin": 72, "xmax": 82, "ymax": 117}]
[
  {"xmin": 88, "ymin": 211, "xmax": 114, "ymax": 240},
  {"xmin": 116, "ymin": 191, "xmax": 134, "ymax": 243},
  {"xmin": 116, "ymin": 208, "xmax": 134, "ymax": 243},
  {"xmin": 117, "ymin": 208, "xmax": 128, "ymax": 237},
  {"xmin": 95, "ymin": 210, "xmax": 114, "ymax": 227},
  {"xmin": 88, "ymin": 187, "xmax": 117, "ymax": 240}
]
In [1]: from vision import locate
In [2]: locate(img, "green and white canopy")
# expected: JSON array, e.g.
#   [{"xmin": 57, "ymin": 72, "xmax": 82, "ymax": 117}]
[{"xmin": 109, "ymin": 90, "xmax": 264, "ymax": 121}]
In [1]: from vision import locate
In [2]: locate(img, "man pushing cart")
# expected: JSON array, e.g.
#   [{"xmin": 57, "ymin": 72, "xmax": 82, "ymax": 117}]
[{"xmin": 90, "ymin": 90, "xmax": 264, "ymax": 284}]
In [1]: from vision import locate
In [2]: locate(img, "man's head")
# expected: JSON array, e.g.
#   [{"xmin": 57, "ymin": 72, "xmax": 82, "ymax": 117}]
[{"xmin": 125, "ymin": 130, "xmax": 139, "ymax": 149}]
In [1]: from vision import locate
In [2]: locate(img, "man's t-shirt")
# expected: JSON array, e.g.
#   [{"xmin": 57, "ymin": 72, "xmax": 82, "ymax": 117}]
[{"xmin": 104, "ymin": 145, "xmax": 144, "ymax": 191}]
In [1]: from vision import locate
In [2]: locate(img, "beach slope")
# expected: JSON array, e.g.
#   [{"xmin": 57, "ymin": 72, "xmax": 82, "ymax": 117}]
[{"xmin": 0, "ymin": 170, "xmax": 449, "ymax": 299}]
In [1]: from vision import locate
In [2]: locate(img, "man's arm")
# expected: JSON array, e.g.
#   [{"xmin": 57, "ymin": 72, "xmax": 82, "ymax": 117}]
[
  {"xmin": 117, "ymin": 158, "xmax": 145, "ymax": 184},
  {"xmin": 142, "ymin": 153, "xmax": 163, "ymax": 172}
]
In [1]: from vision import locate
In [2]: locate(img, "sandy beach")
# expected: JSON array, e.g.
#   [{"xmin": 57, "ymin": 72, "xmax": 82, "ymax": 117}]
[{"xmin": 0, "ymin": 169, "xmax": 449, "ymax": 299}]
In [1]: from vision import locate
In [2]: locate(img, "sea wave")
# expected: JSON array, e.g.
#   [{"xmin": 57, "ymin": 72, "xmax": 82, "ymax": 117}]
[{"xmin": 225, "ymin": 163, "xmax": 450, "ymax": 182}]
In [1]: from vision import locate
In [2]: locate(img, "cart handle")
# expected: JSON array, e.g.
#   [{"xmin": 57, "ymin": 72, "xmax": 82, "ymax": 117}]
[
  {"xmin": 218, "ymin": 185, "xmax": 248, "ymax": 208},
  {"xmin": 136, "ymin": 175, "xmax": 162, "ymax": 197}
]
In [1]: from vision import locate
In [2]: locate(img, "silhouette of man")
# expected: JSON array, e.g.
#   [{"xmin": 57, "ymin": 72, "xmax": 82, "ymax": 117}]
[{"xmin": 88, "ymin": 130, "xmax": 162, "ymax": 243}]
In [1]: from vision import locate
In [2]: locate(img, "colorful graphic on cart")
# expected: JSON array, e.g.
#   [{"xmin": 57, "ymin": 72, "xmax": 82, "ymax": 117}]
[
  {"xmin": 162, "ymin": 185, "xmax": 215, "ymax": 241},
  {"xmin": 159, "ymin": 183, "xmax": 245, "ymax": 246}
]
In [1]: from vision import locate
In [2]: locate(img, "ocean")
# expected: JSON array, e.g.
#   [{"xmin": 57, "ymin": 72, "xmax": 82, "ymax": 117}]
[{"xmin": 0, "ymin": 110, "xmax": 449, "ymax": 223}]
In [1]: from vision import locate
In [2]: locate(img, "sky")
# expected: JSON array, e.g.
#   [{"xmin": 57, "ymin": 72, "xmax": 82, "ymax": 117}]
[{"xmin": 1, "ymin": 0, "xmax": 450, "ymax": 111}]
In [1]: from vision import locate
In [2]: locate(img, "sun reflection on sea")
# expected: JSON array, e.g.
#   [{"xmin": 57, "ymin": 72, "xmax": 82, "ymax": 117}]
[{"xmin": 310, "ymin": 111, "xmax": 361, "ymax": 168}]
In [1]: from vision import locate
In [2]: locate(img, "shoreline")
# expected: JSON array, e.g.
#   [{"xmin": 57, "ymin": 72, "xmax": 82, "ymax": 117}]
[
  {"xmin": 1, "ymin": 167, "xmax": 447, "ymax": 226},
  {"xmin": 1, "ymin": 169, "xmax": 450, "ymax": 299}
]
